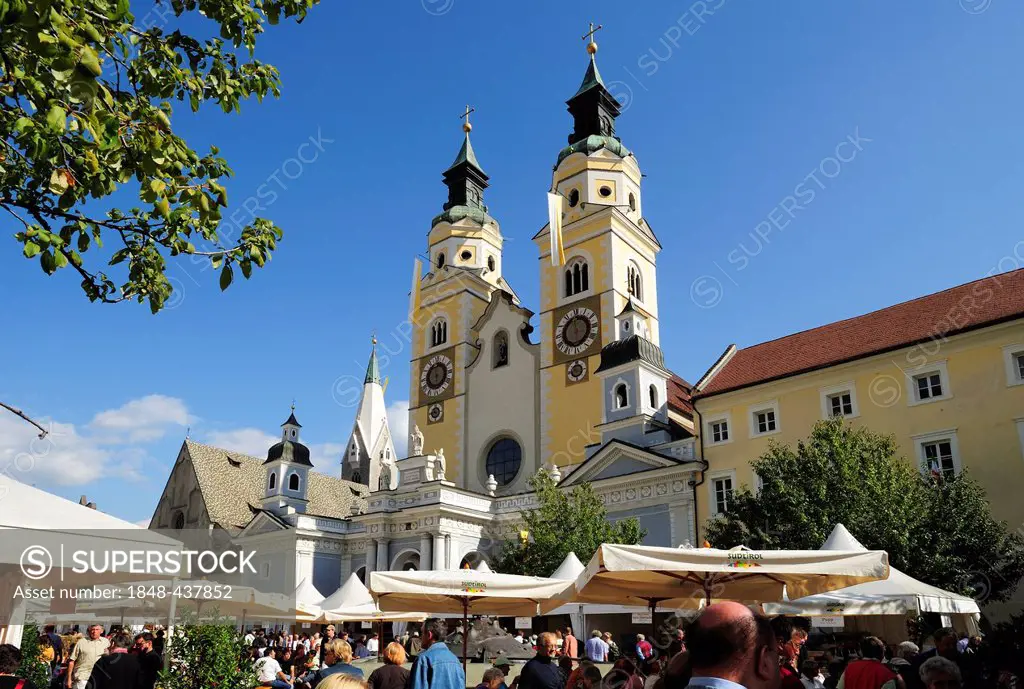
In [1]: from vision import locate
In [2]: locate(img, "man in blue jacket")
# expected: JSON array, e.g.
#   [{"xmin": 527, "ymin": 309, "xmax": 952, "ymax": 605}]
[{"xmin": 409, "ymin": 618, "xmax": 465, "ymax": 689}]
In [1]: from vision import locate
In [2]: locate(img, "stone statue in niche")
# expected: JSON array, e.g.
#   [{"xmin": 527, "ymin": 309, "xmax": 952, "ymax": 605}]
[
  {"xmin": 410, "ymin": 424, "xmax": 424, "ymax": 456},
  {"xmin": 378, "ymin": 453, "xmax": 394, "ymax": 491}
]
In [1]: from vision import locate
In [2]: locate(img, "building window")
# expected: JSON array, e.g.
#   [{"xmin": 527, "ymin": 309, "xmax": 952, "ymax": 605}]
[
  {"xmin": 485, "ymin": 437, "xmax": 522, "ymax": 487},
  {"xmin": 908, "ymin": 362, "xmax": 951, "ymax": 405},
  {"xmin": 828, "ymin": 392, "xmax": 853, "ymax": 417},
  {"xmin": 749, "ymin": 401, "xmax": 780, "ymax": 437},
  {"xmin": 493, "ymin": 330, "xmax": 509, "ymax": 368},
  {"xmin": 568, "ymin": 189, "xmax": 580, "ymax": 208},
  {"xmin": 627, "ymin": 262, "xmax": 643, "ymax": 301},
  {"xmin": 268, "ymin": 473, "xmax": 276, "ymax": 490},
  {"xmin": 914, "ymin": 430, "xmax": 961, "ymax": 480},
  {"xmin": 436, "ymin": 252, "xmax": 445, "ymax": 269},
  {"xmin": 173, "ymin": 511, "xmax": 185, "ymax": 530},
  {"xmin": 460, "ymin": 249, "xmax": 473, "ymax": 262},
  {"xmin": 431, "ymin": 318, "xmax": 448, "ymax": 347},
  {"xmin": 1004, "ymin": 345, "xmax": 1024, "ymax": 386},
  {"xmin": 261, "ymin": 562, "xmax": 271, "ymax": 579},
  {"xmin": 564, "ymin": 258, "xmax": 589, "ymax": 297},
  {"xmin": 649, "ymin": 384, "xmax": 658, "ymax": 409},
  {"xmin": 487, "ymin": 255, "xmax": 496, "ymax": 271},
  {"xmin": 628, "ymin": 192, "xmax": 637, "ymax": 212},
  {"xmin": 614, "ymin": 383, "xmax": 629, "ymax": 409},
  {"xmin": 288, "ymin": 472, "xmax": 300, "ymax": 491},
  {"xmin": 711, "ymin": 476, "xmax": 734, "ymax": 515},
  {"xmin": 598, "ymin": 185, "xmax": 613, "ymax": 198},
  {"xmin": 711, "ymin": 420, "xmax": 729, "ymax": 443},
  {"xmin": 915, "ymin": 373, "xmax": 943, "ymax": 400}
]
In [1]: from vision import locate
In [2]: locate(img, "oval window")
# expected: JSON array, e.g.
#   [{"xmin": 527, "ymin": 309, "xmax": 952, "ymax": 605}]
[
  {"xmin": 599, "ymin": 186, "xmax": 612, "ymax": 198},
  {"xmin": 485, "ymin": 437, "xmax": 522, "ymax": 487},
  {"xmin": 628, "ymin": 192, "xmax": 637, "ymax": 211},
  {"xmin": 460, "ymin": 250, "xmax": 473, "ymax": 261},
  {"xmin": 568, "ymin": 189, "xmax": 580, "ymax": 207},
  {"xmin": 487, "ymin": 256, "xmax": 496, "ymax": 271}
]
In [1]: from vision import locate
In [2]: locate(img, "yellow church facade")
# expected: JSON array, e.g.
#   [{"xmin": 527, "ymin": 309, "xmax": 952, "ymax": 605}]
[{"xmin": 692, "ymin": 270, "xmax": 1024, "ymax": 538}]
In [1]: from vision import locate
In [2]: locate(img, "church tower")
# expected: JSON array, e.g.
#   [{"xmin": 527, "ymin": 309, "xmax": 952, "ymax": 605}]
[
  {"xmin": 534, "ymin": 26, "xmax": 663, "ymax": 471},
  {"xmin": 408, "ymin": 110, "xmax": 516, "ymax": 488},
  {"xmin": 344, "ymin": 339, "xmax": 397, "ymax": 491},
  {"xmin": 262, "ymin": 406, "xmax": 311, "ymax": 514}
]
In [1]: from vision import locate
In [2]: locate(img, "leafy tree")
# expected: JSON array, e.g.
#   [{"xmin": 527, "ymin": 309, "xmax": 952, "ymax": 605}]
[
  {"xmin": 16, "ymin": 623, "xmax": 51, "ymax": 689},
  {"xmin": 705, "ymin": 418, "xmax": 1024, "ymax": 603},
  {"xmin": 495, "ymin": 469, "xmax": 647, "ymax": 577},
  {"xmin": 160, "ymin": 612, "xmax": 256, "ymax": 689},
  {"xmin": 0, "ymin": 0, "xmax": 317, "ymax": 312}
]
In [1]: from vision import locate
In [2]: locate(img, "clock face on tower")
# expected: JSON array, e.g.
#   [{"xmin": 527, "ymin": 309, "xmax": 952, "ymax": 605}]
[
  {"xmin": 419, "ymin": 353, "xmax": 453, "ymax": 398},
  {"xmin": 555, "ymin": 307, "xmax": 599, "ymax": 356}
]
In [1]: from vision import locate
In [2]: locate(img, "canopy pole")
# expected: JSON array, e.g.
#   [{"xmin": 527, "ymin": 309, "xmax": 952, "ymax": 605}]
[
  {"xmin": 704, "ymin": 575, "xmax": 713, "ymax": 606},
  {"xmin": 649, "ymin": 599, "xmax": 657, "ymax": 650},
  {"xmin": 462, "ymin": 598, "xmax": 469, "ymax": 676}
]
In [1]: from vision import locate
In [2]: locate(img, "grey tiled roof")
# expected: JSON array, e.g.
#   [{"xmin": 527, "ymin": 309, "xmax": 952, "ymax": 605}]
[{"xmin": 184, "ymin": 440, "xmax": 368, "ymax": 530}]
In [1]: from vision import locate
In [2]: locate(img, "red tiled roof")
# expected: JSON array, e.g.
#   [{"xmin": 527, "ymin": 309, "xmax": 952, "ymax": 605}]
[
  {"xmin": 697, "ymin": 269, "xmax": 1024, "ymax": 397},
  {"xmin": 667, "ymin": 374, "xmax": 693, "ymax": 417}
]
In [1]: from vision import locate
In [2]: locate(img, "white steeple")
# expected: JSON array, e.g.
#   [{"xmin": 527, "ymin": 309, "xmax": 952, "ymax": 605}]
[
  {"xmin": 262, "ymin": 404, "xmax": 311, "ymax": 515},
  {"xmin": 343, "ymin": 337, "xmax": 397, "ymax": 491}
]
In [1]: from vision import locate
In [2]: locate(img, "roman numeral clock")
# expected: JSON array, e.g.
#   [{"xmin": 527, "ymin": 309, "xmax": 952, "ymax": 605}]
[
  {"xmin": 419, "ymin": 346, "xmax": 456, "ymax": 422},
  {"xmin": 552, "ymin": 295, "xmax": 602, "ymax": 385}
]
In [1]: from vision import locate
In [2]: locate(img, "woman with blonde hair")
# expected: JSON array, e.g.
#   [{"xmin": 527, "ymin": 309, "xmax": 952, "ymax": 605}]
[
  {"xmin": 299, "ymin": 638, "xmax": 364, "ymax": 686},
  {"xmin": 316, "ymin": 674, "xmax": 369, "ymax": 689},
  {"xmin": 367, "ymin": 642, "xmax": 410, "ymax": 689}
]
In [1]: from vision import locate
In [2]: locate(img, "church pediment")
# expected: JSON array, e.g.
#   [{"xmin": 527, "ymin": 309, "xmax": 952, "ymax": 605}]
[
  {"xmin": 238, "ymin": 508, "xmax": 291, "ymax": 537},
  {"xmin": 559, "ymin": 440, "xmax": 685, "ymax": 487}
]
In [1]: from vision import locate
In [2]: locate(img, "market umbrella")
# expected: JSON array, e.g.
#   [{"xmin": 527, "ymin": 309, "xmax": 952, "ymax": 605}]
[
  {"xmin": 576, "ymin": 541, "xmax": 889, "ymax": 637},
  {"xmin": 370, "ymin": 568, "xmax": 570, "ymax": 672},
  {"xmin": 763, "ymin": 524, "xmax": 979, "ymax": 620}
]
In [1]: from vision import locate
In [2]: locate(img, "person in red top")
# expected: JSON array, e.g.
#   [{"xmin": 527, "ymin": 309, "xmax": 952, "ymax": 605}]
[
  {"xmin": 839, "ymin": 637, "xmax": 904, "ymax": 689},
  {"xmin": 635, "ymin": 634, "xmax": 654, "ymax": 663},
  {"xmin": 563, "ymin": 627, "xmax": 579, "ymax": 661},
  {"xmin": 771, "ymin": 616, "xmax": 809, "ymax": 689}
]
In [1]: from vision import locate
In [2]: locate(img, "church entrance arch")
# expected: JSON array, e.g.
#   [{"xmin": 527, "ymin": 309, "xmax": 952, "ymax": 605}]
[
  {"xmin": 458, "ymin": 550, "xmax": 487, "ymax": 570},
  {"xmin": 390, "ymin": 549, "xmax": 421, "ymax": 571}
]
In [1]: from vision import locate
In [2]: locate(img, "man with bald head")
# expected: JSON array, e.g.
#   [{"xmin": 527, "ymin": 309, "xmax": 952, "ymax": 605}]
[{"xmin": 684, "ymin": 602, "xmax": 780, "ymax": 689}]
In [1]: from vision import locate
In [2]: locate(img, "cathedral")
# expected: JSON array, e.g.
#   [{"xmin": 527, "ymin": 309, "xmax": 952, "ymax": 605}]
[{"xmin": 149, "ymin": 35, "xmax": 702, "ymax": 600}]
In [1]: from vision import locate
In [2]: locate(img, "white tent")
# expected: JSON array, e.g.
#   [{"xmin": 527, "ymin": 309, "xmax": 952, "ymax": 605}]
[
  {"xmin": 371, "ymin": 568, "xmax": 571, "ymax": 671},
  {"xmin": 577, "ymin": 542, "xmax": 890, "ymax": 610},
  {"xmin": 0, "ymin": 475, "xmax": 181, "ymax": 646},
  {"xmin": 295, "ymin": 578, "xmax": 325, "ymax": 621},
  {"xmin": 763, "ymin": 524, "xmax": 980, "ymax": 623},
  {"xmin": 319, "ymin": 573, "xmax": 426, "ymax": 623}
]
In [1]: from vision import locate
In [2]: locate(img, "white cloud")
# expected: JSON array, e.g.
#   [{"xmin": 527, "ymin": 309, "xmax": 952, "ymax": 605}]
[
  {"xmin": 387, "ymin": 400, "xmax": 409, "ymax": 458},
  {"xmin": 0, "ymin": 414, "xmax": 115, "ymax": 486},
  {"xmin": 90, "ymin": 395, "xmax": 189, "ymax": 443},
  {"xmin": 135, "ymin": 518, "xmax": 151, "ymax": 528},
  {"xmin": 309, "ymin": 443, "xmax": 344, "ymax": 472},
  {"xmin": 202, "ymin": 428, "xmax": 277, "ymax": 459}
]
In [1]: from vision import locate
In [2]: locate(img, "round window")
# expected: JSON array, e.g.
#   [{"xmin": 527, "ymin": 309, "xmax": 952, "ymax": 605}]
[
  {"xmin": 485, "ymin": 437, "xmax": 522, "ymax": 487},
  {"xmin": 598, "ymin": 186, "xmax": 612, "ymax": 198},
  {"xmin": 460, "ymin": 250, "xmax": 473, "ymax": 261},
  {"xmin": 568, "ymin": 189, "xmax": 580, "ymax": 207}
]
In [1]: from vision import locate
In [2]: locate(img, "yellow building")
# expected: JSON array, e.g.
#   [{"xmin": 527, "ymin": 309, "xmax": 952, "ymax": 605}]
[{"xmin": 692, "ymin": 269, "xmax": 1024, "ymax": 539}]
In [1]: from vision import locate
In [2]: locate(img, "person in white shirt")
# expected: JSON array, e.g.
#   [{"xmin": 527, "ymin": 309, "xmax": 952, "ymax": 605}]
[
  {"xmin": 800, "ymin": 660, "xmax": 826, "ymax": 689},
  {"xmin": 255, "ymin": 647, "xmax": 291, "ymax": 689},
  {"xmin": 366, "ymin": 633, "xmax": 380, "ymax": 654},
  {"xmin": 244, "ymin": 630, "xmax": 255, "ymax": 646}
]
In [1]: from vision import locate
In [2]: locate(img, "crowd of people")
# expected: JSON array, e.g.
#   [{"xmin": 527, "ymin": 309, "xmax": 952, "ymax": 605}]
[
  {"xmin": 0, "ymin": 624, "xmax": 163, "ymax": 689},
  {"xmin": 243, "ymin": 613, "xmax": 1018, "ymax": 689}
]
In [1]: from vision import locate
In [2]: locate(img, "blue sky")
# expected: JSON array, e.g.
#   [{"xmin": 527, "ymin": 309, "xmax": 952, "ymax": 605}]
[{"xmin": 2, "ymin": 1, "xmax": 1023, "ymax": 524}]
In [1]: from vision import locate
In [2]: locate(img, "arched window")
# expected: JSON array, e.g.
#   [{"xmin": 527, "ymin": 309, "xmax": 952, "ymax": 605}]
[
  {"xmin": 436, "ymin": 252, "xmax": 446, "ymax": 269},
  {"xmin": 485, "ymin": 437, "xmax": 523, "ymax": 487},
  {"xmin": 493, "ymin": 330, "xmax": 509, "ymax": 368},
  {"xmin": 614, "ymin": 383, "xmax": 629, "ymax": 409},
  {"xmin": 627, "ymin": 263, "xmax": 643, "ymax": 301},
  {"xmin": 268, "ymin": 473, "xmax": 277, "ymax": 490},
  {"xmin": 173, "ymin": 511, "xmax": 185, "ymax": 530},
  {"xmin": 431, "ymin": 318, "xmax": 448, "ymax": 347},
  {"xmin": 351, "ymin": 470, "xmax": 361, "ymax": 484},
  {"xmin": 649, "ymin": 384, "xmax": 658, "ymax": 409},
  {"xmin": 564, "ymin": 258, "xmax": 589, "ymax": 297},
  {"xmin": 288, "ymin": 472, "xmax": 300, "ymax": 491}
]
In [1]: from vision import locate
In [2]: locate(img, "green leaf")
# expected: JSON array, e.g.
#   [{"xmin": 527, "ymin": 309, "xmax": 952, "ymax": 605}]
[
  {"xmin": 23, "ymin": 242, "xmax": 41, "ymax": 258},
  {"xmin": 45, "ymin": 104, "xmax": 66, "ymax": 133},
  {"xmin": 219, "ymin": 264, "xmax": 233, "ymax": 290},
  {"xmin": 48, "ymin": 169, "xmax": 69, "ymax": 194}
]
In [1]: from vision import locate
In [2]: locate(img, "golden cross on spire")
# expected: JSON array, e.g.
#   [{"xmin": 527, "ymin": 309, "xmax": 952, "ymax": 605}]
[
  {"xmin": 460, "ymin": 104, "xmax": 475, "ymax": 133},
  {"xmin": 582, "ymin": 22, "xmax": 602, "ymax": 54},
  {"xmin": 290, "ymin": 398, "xmax": 296, "ymax": 412},
  {"xmin": 371, "ymin": 330, "xmax": 377, "ymax": 346}
]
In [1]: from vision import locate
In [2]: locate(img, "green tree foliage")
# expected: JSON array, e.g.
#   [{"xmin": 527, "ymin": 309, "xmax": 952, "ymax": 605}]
[
  {"xmin": 16, "ymin": 623, "xmax": 51, "ymax": 689},
  {"xmin": 495, "ymin": 470, "xmax": 647, "ymax": 577},
  {"xmin": 160, "ymin": 613, "xmax": 255, "ymax": 689},
  {"xmin": 705, "ymin": 418, "xmax": 1024, "ymax": 603},
  {"xmin": 0, "ymin": 0, "xmax": 317, "ymax": 312}
]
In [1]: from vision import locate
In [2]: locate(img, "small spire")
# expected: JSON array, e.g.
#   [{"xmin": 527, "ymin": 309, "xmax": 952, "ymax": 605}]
[
  {"xmin": 448, "ymin": 105, "xmax": 483, "ymax": 172},
  {"xmin": 364, "ymin": 339, "xmax": 381, "ymax": 385}
]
